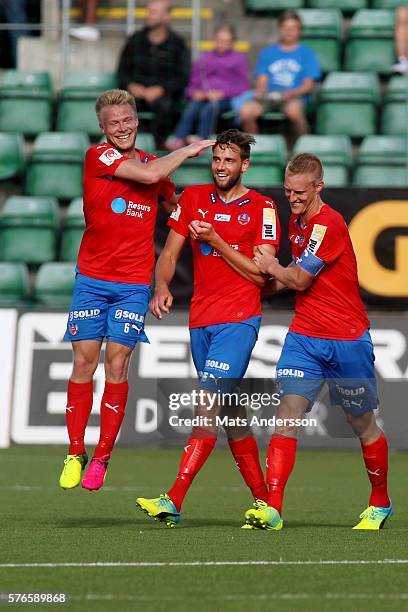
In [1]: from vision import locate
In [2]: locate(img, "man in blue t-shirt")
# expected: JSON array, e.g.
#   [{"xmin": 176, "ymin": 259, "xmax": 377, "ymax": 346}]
[{"xmin": 239, "ymin": 11, "xmax": 321, "ymax": 135}]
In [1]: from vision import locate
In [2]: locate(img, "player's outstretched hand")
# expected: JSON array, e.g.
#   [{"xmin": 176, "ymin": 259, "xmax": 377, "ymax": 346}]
[
  {"xmin": 184, "ymin": 139, "xmax": 215, "ymax": 158},
  {"xmin": 188, "ymin": 220, "xmax": 218, "ymax": 245},
  {"xmin": 150, "ymin": 285, "xmax": 173, "ymax": 319}
]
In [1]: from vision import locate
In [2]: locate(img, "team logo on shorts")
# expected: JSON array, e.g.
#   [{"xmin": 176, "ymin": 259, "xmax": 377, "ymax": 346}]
[
  {"xmin": 238, "ymin": 213, "xmax": 250, "ymax": 225},
  {"xmin": 69, "ymin": 324, "xmax": 79, "ymax": 336}
]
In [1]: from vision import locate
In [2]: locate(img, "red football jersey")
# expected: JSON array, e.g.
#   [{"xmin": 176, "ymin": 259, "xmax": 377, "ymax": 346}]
[
  {"xmin": 77, "ymin": 143, "xmax": 175, "ymax": 284},
  {"xmin": 289, "ymin": 203, "xmax": 369, "ymax": 340},
  {"xmin": 168, "ymin": 184, "xmax": 281, "ymax": 328}
]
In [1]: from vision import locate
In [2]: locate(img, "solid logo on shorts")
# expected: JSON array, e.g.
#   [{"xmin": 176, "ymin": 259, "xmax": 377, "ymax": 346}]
[
  {"xmin": 99, "ymin": 147, "xmax": 123, "ymax": 166},
  {"xmin": 307, "ymin": 224, "xmax": 327, "ymax": 254},
  {"xmin": 114, "ymin": 309, "xmax": 144, "ymax": 323},
  {"xmin": 111, "ymin": 198, "xmax": 127, "ymax": 214},
  {"xmin": 205, "ymin": 359, "xmax": 230, "ymax": 371},
  {"xmin": 69, "ymin": 309, "xmax": 100, "ymax": 321},
  {"xmin": 277, "ymin": 368, "xmax": 304, "ymax": 377}
]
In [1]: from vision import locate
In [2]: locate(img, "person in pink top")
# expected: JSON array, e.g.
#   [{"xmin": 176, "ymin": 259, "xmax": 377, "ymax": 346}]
[{"xmin": 165, "ymin": 25, "xmax": 250, "ymax": 149}]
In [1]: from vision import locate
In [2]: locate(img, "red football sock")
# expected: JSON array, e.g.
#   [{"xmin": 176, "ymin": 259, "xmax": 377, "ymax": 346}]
[
  {"xmin": 94, "ymin": 380, "xmax": 129, "ymax": 459},
  {"xmin": 228, "ymin": 436, "xmax": 268, "ymax": 501},
  {"xmin": 361, "ymin": 431, "xmax": 390, "ymax": 507},
  {"xmin": 66, "ymin": 380, "xmax": 94, "ymax": 455},
  {"xmin": 266, "ymin": 434, "xmax": 297, "ymax": 515},
  {"xmin": 168, "ymin": 437, "xmax": 217, "ymax": 511}
]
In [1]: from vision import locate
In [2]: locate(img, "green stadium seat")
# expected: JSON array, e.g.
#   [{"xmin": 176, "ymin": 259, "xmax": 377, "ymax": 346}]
[
  {"xmin": 25, "ymin": 132, "xmax": 89, "ymax": 199},
  {"xmin": 352, "ymin": 136, "xmax": 408, "ymax": 186},
  {"xmin": 299, "ymin": 9, "xmax": 343, "ymax": 73},
  {"xmin": 243, "ymin": 135, "xmax": 287, "ymax": 187},
  {"xmin": 308, "ymin": 0, "xmax": 367, "ymax": 14},
  {"xmin": 316, "ymin": 72, "xmax": 379, "ymax": 137},
  {"xmin": 57, "ymin": 72, "xmax": 117, "ymax": 136},
  {"xmin": 170, "ymin": 164, "xmax": 213, "ymax": 185},
  {"xmin": 293, "ymin": 135, "xmax": 352, "ymax": 186},
  {"xmin": 244, "ymin": 0, "xmax": 303, "ymax": 14},
  {"xmin": 345, "ymin": 10, "xmax": 395, "ymax": 74},
  {"xmin": 0, "ymin": 262, "xmax": 29, "ymax": 305},
  {"xmin": 372, "ymin": 0, "xmax": 407, "ymax": 8},
  {"xmin": 34, "ymin": 262, "xmax": 76, "ymax": 306},
  {"xmin": 381, "ymin": 76, "xmax": 407, "ymax": 135},
  {"xmin": 0, "ymin": 133, "xmax": 25, "ymax": 180},
  {"xmin": 0, "ymin": 70, "xmax": 53, "ymax": 135},
  {"xmin": 245, "ymin": 163, "xmax": 283, "ymax": 187},
  {"xmin": 136, "ymin": 132, "xmax": 156, "ymax": 153},
  {"xmin": 0, "ymin": 196, "xmax": 59, "ymax": 264},
  {"xmin": 60, "ymin": 198, "xmax": 85, "ymax": 262}
]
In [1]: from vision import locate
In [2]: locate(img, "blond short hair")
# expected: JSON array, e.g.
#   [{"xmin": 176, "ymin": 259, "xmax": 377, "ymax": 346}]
[
  {"xmin": 95, "ymin": 89, "xmax": 137, "ymax": 121},
  {"xmin": 286, "ymin": 153, "xmax": 324, "ymax": 182}
]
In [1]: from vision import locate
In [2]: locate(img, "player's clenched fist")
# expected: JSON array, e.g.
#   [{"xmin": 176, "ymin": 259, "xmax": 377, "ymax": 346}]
[
  {"xmin": 188, "ymin": 220, "xmax": 219, "ymax": 245},
  {"xmin": 253, "ymin": 244, "xmax": 278, "ymax": 275},
  {"xmin": 150, "ymin": 285, "xmax": 174, "ymax": 319}
]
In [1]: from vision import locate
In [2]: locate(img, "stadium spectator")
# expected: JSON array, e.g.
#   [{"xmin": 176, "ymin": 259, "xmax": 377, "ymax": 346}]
[
  {"xmin": 136, "ymin": 129, "xmax": 280, "ymax": 527},
  {"xmin": 58, "ymin": 88, "xmax": 213, "ymax": 492},
  {"xmin": 165, "ymin": 25, "xmax": 250, "ymax": 150},
  {"xmin": 391, "ymin": 6, "xmax": 408, "ymax": 74},
  {"xmin": 117, "ymin": 0, "xmax": 190, "ymax": 148},
  {"xmin": 0, "ymin": 0, "xmax": 30, "ymax": 67},
  {"xmin": 238, "ymin": 11, "xmax": 321, "ymax": 136},
  {"xmin": 245, "ymin": 153, "xmax": 392, "ymax": 532},
  {"xmin": 69, "ymin": 0, "xmax": 100, "ymax": 42}
]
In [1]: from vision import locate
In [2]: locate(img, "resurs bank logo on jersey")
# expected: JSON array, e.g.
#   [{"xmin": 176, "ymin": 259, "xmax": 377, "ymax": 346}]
[{"xmin": 111, "ymin": 197, "xmax": 151, "ymax": 218}]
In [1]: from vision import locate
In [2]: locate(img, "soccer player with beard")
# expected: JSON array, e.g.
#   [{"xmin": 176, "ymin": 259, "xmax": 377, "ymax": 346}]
[
  {"xmin": 244, "ymin": 153, "xmax": 392, "ymax": 531},
  {"xmin": 59, "ymin": 89, "xmax": 213, "ymax": 491},
  {"xmin": 136, "ymin": 129, "xmax": 281, "ymax": 527}
]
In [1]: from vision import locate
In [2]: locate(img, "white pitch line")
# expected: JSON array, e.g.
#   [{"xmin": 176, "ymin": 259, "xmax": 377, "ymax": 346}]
[{"xmin": 1, "ymin": 560, "xmax": 408, "ymax": 569}]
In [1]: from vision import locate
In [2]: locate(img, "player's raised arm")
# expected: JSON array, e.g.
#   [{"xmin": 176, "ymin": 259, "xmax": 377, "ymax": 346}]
[
  {"xmin": 114, "ymin": 140, "xmax": 214, "ymax": 185},
  {"xmin": 151, "ymin": 229, "xmax": 186, "ymax": 319}
]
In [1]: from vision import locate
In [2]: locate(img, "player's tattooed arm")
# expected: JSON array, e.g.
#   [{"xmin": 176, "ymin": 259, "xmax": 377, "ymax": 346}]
[
  {"xmin": 151, "ymin": 230, "xmax": 186, "ymax": 319},
  {"xmin": 114, "ymin": 140, "xmax": 215, "ymax": 184},
  {"xmin": 254, "ymin": 250, "xmax": 314, "ymax": 292},
  {"xmin": 189, "ymin": 220, "xmax": 270, "ymax": 287}
]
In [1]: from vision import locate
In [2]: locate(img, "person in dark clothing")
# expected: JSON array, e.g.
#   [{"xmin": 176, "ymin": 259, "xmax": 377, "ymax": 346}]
[{"xmin": 117, "ymin": 0, "xmax": 190, "ymax": 148}]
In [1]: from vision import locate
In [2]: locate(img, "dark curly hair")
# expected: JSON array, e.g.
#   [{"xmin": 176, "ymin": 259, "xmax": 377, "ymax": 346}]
[{"xmin": 213, "ymin": 129, "xmax": 256, "ymax": 160}]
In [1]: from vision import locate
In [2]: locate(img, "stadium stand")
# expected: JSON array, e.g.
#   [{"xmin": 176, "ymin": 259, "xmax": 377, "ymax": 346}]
[
  {"xmin": 352, "ymin": 135, "xmax": 407, "ymax": 186},
  {"xmin": 293, "ymin": 135, "xmax": 352, "ymax": 186},
  {"xmin": 245, "ymin": 135, "xmax": 287, "ymax": 186},
  {"xmin": 345, "ymin": 9, "xmax": 395, "ymax": 74},
  {"xmin": 299, "ymin": 9, "xmax": 343, "ymax": 73},
  {"xmin": 372, "ymin": 0, "xmax": 407, "ymax": 8},
  {"xmin": 34, "ymin": 262, "xmax": 76, "ymax": 306},
  {"xmin": 0, "ymin": 70, "xmax": 53, "ymax": 135},
  {"xmin": 0, "ymin": 133, "xmax": 25, "ymax": 181},
  {"xmin": 0, "ymin": 196, "xmax": 58, "ymax": 264},
  {"xmin": 381, "ymin": 76, "xmax": 407, "ymax": 135},
  {"xmin": 307, "ymin": 0, "xmax": 367, "ymax": 13},
  {"xmin": 60, "ymin": 197, "xmax": 85, "ymax": 262},
  {"xmin": 25, "ymin": 132, "xmax": 89, "ymax": 199},
  {"xmin": 57, "ymin": 72, "xmax": 117, "ymax": 136},
  {"xmin": 316, "ymin": 71, "xmax": 380, "ymax": 137},
  {"xmin": 244, "ymin": 0, "xmax": 303, "ymax": 14},
  {"xmin": 0, "ymin": 262, "xmax": 29, "ymax": 306}
]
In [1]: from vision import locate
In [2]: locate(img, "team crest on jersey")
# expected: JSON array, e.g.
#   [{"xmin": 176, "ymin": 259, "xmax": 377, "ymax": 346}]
[
  {"xmin": 69, "ymin": 324, "xmax": 79, "ymax": 336},
  {"xmin": 170, "ymin": 203, "xmax": 181, "ymax": 221},
  {"xmin": 238, "ymin": 213, "xmax": 250, "ymax": 225},
  {"xmin": 308, "ymin": 224, "xmax": 327, "ymax": 254},
  {"xmin": 262, "ymin": 208, "xmax": 276, "ymax": 240},
  {"xmin": 98, "ymin": 147, "xmax": 123, "ymax": 166}
]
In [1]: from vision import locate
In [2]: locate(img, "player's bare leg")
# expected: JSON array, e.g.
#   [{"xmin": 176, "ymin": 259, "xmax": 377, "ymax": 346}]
[
  {"xmin": 244, "ymin": 394, "xmax": 308, "ymax": 530},
  {"xmin": 59, "ymin": 340, "xmax": 101, "ymax": 489},
  {"xmin": 345, "ymin": 410, "xmax": 392, "ymax": 529},
  {"xmin": 82, "ymin": 342, "xmax": 133, "ymax": 491}
]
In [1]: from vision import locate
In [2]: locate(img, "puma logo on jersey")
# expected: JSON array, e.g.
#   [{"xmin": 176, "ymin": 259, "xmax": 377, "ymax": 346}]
[
  {"xmin": 66, "ymin": 406, "xmax": 74, "ymax": 413},
  {"xmin": 105, "ymin": 403, "xmax": 119, "ymax": 413},
  {"xmin": 131, "ymin": 324, "xmax": 142, "ymax": 333},
  {"xmin": 198, "ymin": 209, "xmax": 208, "ymax": 218},
  {"xmin": 184, "ymin": 445, "xmax": 191, "ymax": 453},
  {"xmin": 367, "ymin": 468, "xmax": 380, "ymax": 476}
]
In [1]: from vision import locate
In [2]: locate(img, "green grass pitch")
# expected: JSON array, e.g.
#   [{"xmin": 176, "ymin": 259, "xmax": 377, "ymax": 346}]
[{"xmin": 0, "ymin": 445, "xmax": 407, "ymax": 612}]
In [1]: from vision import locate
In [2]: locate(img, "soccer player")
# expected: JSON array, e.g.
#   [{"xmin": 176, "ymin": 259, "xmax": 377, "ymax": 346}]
[
  {"xmin": 59, "ymin": 89, "xmax": 213, "ymax": 491},
  {"xmin": 244, "ymin": 153, "xmax": 392, "ymax": 531},
  {"xmin": 136, "ymin": 129, "xmax": 281, "ymax": 526}
]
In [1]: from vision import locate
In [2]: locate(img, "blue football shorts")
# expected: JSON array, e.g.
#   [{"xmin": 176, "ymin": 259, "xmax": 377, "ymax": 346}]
[
  {"xmin": 189, "ymin": 316, "xmax": 261, "ymax": 392},
  {"xmin": 63, "ymin": 273, "xmax": 151, "ymax": 349},
  {"xmin": 276, "ymin": 330, "xmax": 378, "ymax": 416}
]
